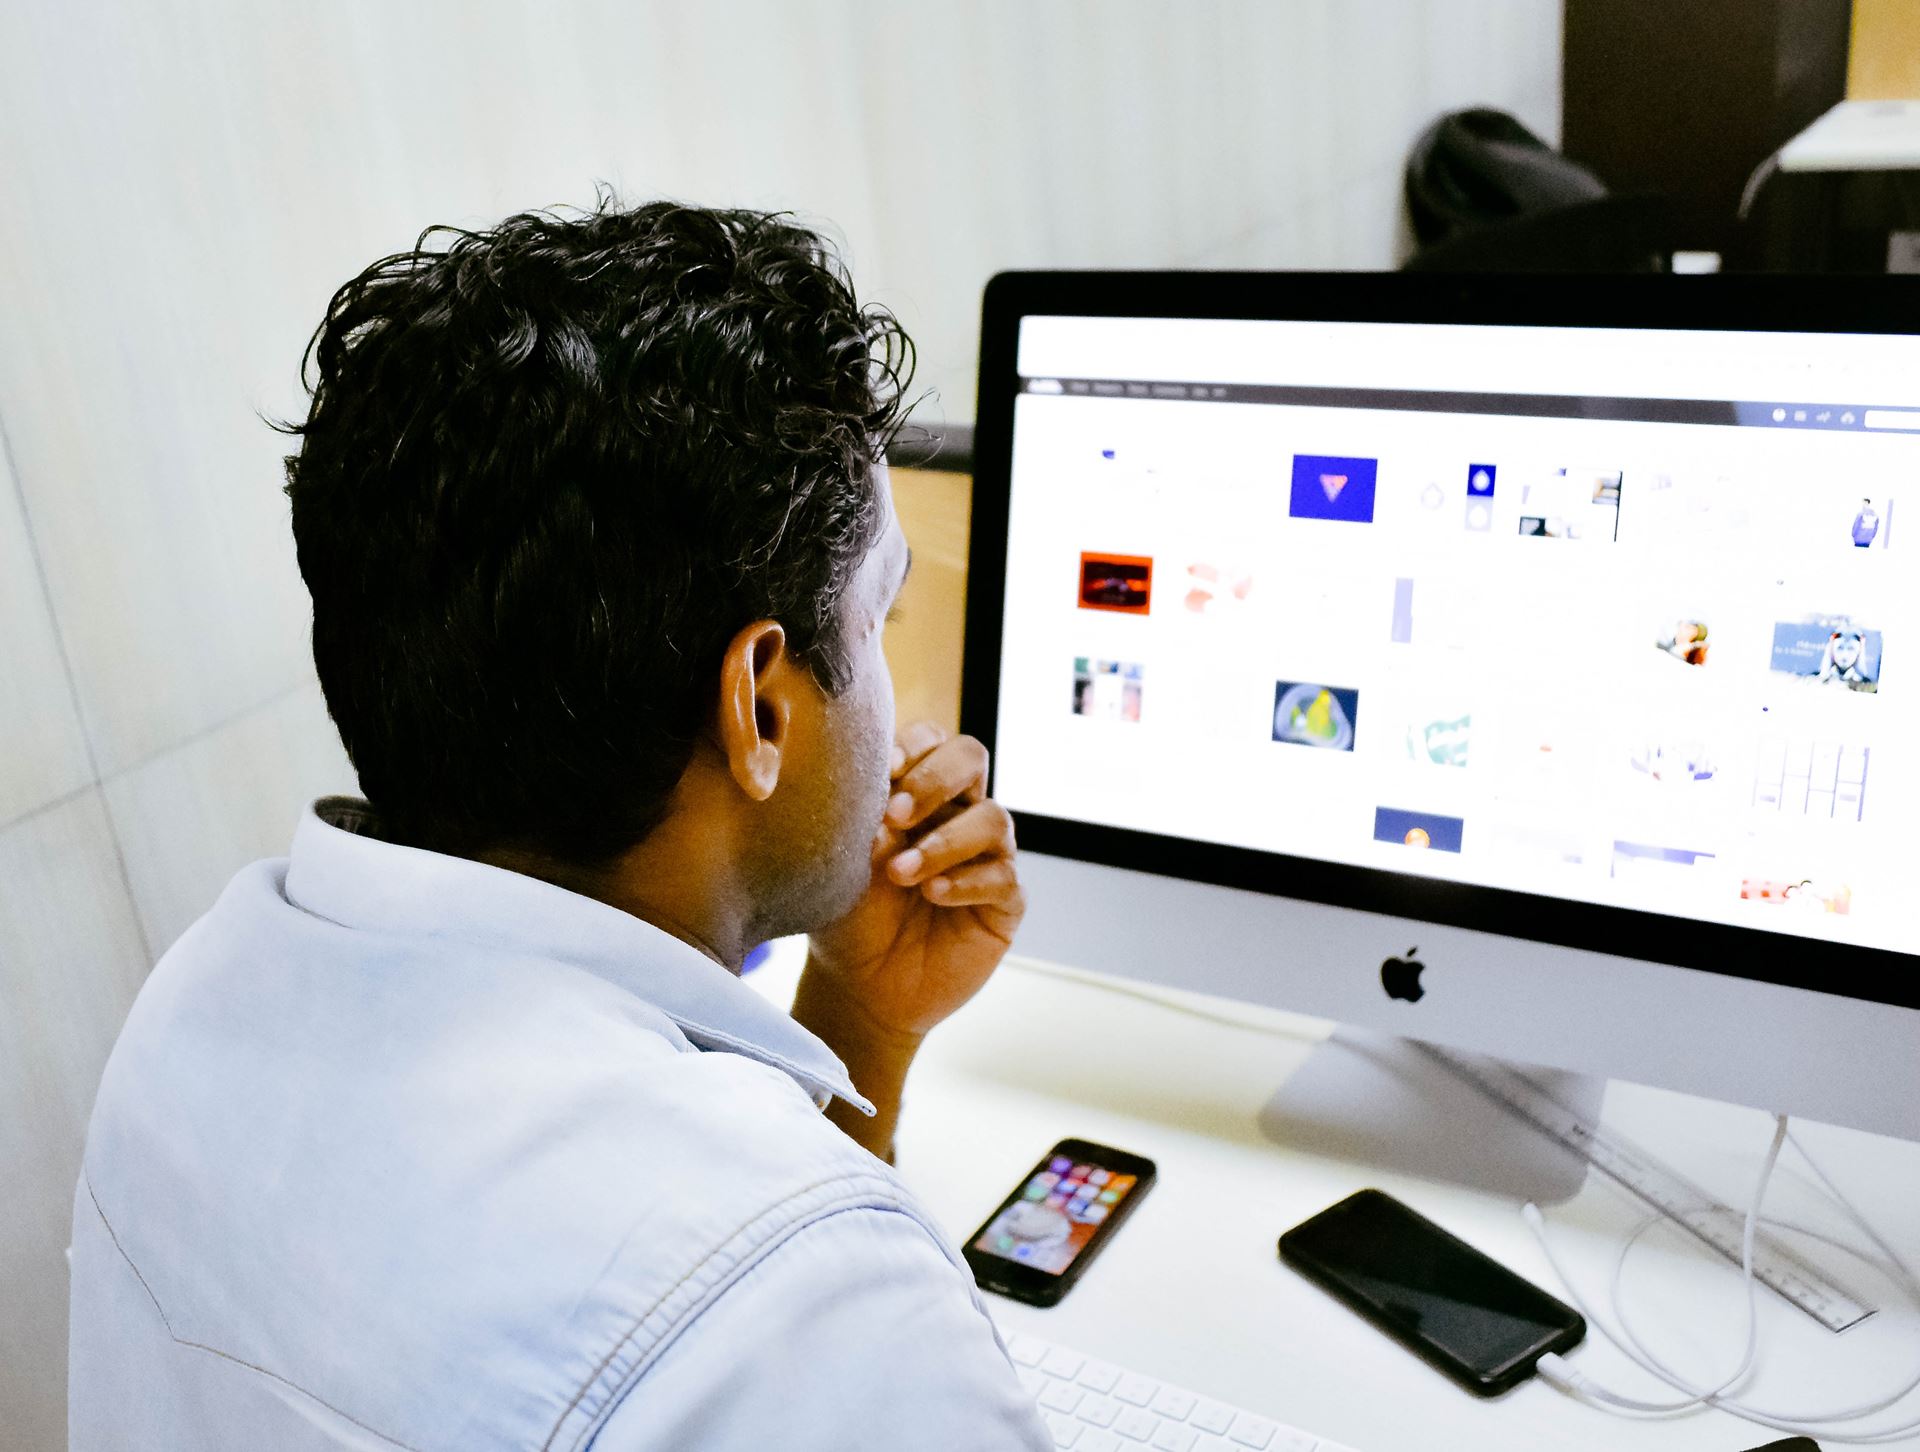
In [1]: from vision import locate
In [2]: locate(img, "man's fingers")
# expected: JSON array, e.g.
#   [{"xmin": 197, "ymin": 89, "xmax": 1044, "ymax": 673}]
[
  {"xmin": 921, "ymin": 858, "xmax": 1024, "ymax": 913},
  {"xmin": 891, "ymin": 720, "xmax": 949, "ymax": 781},
  {"xmin": 885, "ymin": 734, "xmax": 989, "ymax": 830},
  {"xmin": 886, "ymin": 800, "xmax": 1013, "ymax": 885}
]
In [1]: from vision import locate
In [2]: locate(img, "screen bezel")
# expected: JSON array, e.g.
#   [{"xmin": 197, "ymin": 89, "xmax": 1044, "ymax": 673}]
[
  {"xmin": 962, "ymin": 1137, "xmax": 1158, "ymax": 1306},
  {"xmin": 961, "ymin": 270, "xmax": 1920, "ymax": 1012}
]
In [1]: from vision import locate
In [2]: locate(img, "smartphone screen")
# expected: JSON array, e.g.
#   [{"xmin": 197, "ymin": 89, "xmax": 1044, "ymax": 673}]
[
  {"xmin": 1279, "ymin": 1189, "xmax": 1584, "ymax": 1395},
  {"xmin": 964, "ymin": 1138, "xmax": 1156, "ymax": 1305}
]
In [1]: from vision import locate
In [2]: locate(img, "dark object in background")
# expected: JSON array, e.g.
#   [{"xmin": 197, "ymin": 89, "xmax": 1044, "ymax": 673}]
[
  {"xmin": 1405, "ymin": 109, "xmax": 1607, "ymax": 251},
  {"xmin": 1402, "ymin": 109, "xmax": 1670, "ymax": 273},
  {"xmin": 1748, "ymin": 105, "xmax": 1920, "ymax": 274},
  {"xmin": 1403, "ymin": 194, "xmax": 1675, "ymax": 273},
  {"xmin": 887, "ymin": 421, "xmax": 973, "ymax": 473},
  {"xmin": 1562, "ymin": 0, "xmax": 1850, "ymax": 266}
]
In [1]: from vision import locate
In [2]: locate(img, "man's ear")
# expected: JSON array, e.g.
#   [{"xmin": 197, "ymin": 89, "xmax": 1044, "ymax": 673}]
[{"xmin": 716, "ymin": 620, "xmax": 793, "ymax": 802}]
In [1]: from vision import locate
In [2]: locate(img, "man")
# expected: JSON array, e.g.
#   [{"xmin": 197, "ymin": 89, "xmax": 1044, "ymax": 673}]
[
  {"xmin": 69, "ymin": 201, "xmax": 1051, "ymax": 1450},
  {"xmin": 1852, "ymin": 497, "xmax": 1880, "ymax": 548}
]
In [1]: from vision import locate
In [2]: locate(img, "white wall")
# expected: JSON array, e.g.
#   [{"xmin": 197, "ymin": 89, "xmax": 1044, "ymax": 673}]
[{"xmin": 0, "ymin": 2, "xmax": 1559, "ymax": 1444}]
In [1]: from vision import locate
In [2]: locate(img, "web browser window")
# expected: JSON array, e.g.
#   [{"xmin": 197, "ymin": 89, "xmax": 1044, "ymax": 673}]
[{"xmin": 992, "ymin": 317, "xmax": 1920, "ymax": 955}]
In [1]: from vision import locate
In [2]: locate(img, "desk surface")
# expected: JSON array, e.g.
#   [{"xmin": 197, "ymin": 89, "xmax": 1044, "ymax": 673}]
[{"xmin": 751, "ymin": 940, "xmax": 1920, "ymax": 1450}]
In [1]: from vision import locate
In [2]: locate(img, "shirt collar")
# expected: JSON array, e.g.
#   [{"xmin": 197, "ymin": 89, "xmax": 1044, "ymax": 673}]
[{"xmin": 283, "ymin": 797, "xmax": 874, "ymax": 1116}]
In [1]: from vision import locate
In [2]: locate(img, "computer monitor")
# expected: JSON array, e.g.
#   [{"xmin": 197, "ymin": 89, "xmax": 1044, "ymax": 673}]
[{"xmin": 961, "ymin": 273, "xmax": 1920, "ymax": 1154}]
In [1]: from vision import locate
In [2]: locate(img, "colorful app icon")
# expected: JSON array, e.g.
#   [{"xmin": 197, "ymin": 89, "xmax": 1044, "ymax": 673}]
[
  {"xmin": 1085, "ymin": 1204, "xmax": 1110, "ymax": 1223},
  {"xmin": 1098, "ymin": 1188, "xmax": 1120, "ymax": 1204},
  {"xmin": 1024, "ymin": 1181, "xmax": 1050, "ymax": 1200},
  {"xmin": 1110, "ymin": 1175, "xmax": 1134, "ymax": 1192},
  {"xmin": 1046, "ymin": 1193, "xmax": 1068, "ymax": 1209},
  {"xmin": 1088, "ymin": 1169, "xmax": 1110, "ymax": 1186},
  {"xmin": 1015, "ymin": 1244, "xmax": 1034, "ymax": 1260},
  {"xmin": 1049, "ymin": 1157, "xmax": 1071, "ymax": 1173},
  {"xmin": 996, "ymin": 1235, "xmax": 1015, "ymax": 1253}
]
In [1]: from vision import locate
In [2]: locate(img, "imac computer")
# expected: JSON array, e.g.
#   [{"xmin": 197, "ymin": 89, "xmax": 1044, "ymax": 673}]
[{"xmin": 961, "ymin": 273, "xmax": 1920, "ymax": 1187}]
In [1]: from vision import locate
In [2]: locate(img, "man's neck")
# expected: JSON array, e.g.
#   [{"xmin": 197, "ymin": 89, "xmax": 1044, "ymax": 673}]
[{"xmin": 476, "ymin": 818, "xmax": 756, "ymax": 973}]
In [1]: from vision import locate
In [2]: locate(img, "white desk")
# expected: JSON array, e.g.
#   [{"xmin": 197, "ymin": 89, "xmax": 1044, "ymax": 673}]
[{"xmin": 750, "ymin": 940, "xmax": 1920, "ymax": 1450}]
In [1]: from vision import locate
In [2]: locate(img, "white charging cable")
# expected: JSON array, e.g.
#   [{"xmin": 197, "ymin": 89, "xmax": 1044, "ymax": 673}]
[
  {"xmin": 1531, "ymin": 1113, "xmax": 1783, "ymax": 1414},
  {"xmin": 1526, "ymin": 1114, "xmax": 1920, "ymax": 1443}
]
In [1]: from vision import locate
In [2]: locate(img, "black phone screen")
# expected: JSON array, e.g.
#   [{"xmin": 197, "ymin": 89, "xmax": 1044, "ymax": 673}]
[{"xmin": 1279, "ymin": 1189, "xmax": 1584, "ymax": 1393}]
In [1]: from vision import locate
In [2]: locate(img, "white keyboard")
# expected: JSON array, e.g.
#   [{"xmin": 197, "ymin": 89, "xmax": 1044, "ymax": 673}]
[{"xmin": 1006, "ymin": 1330, "xmax": 1360, "ymax": 1452}]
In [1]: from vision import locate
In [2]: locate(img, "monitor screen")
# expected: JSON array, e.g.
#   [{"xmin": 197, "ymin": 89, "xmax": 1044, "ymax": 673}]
[{"xmin": 970, "ymin": 292, "xmax": 1920, "ymax": 993}]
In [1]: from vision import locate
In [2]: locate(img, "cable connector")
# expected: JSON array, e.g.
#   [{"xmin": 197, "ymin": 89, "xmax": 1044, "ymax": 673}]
[{"xmin": 1535, "ymin": 1352, "xmax": 1585, "ymax": 1395}]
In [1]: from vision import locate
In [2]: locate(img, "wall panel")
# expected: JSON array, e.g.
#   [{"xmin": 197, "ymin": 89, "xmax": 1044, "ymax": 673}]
[
  {"xmin": 102, "ymin": 683, "xmax": 357, "ymax": 958},
  {"xmin": 0, "ymin": 793, "xmax": 149, "ymax": 1452}
]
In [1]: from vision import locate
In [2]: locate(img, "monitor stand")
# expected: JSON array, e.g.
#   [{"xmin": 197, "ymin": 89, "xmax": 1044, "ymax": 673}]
[{"xmin": 1256, "ymin": 1027, "xmax": 1601, "ymax": 1205}]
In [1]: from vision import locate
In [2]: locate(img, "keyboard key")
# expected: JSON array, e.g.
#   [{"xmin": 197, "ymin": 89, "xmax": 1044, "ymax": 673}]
[
  {"xmin": 1078, "ymin": 1359, "xmax": 1122, "ymax": 1394},
  {"xmin": 1040, "ymin": 1382, "xmax": 1085, "ymax": 1415},
  {"xmin": 1115, "ymin": 1407, "xmax": 1160, "ymax": 1441},
  {"xmin": 1190, "ymin": 1401, "xmax": 1235, "ymax": 1434},
  {"xmin": 1227, "ymin": 1412, "xmax": 1277, "ymax": 1448},
  {"xmin": 1006, "ymin": 1331, "xmax": 1336, "ymax": 1452},
  {"xmin": 1149, "ymin": 1387, "xmax": 1196, "ymax": 1421},
  {"xmin": 1045, "ymin": 1411, "xmax": 1083, "ymax": 1447},
  {"xmin": 1043, "ymin": 1347, "xmax": 1088, "ymax": 1379}
]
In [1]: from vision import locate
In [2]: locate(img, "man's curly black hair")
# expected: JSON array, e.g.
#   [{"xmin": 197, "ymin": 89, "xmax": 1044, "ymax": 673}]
[{"xmin": 280, "ymin": 198, "xmax": 915, "ymax": 864}]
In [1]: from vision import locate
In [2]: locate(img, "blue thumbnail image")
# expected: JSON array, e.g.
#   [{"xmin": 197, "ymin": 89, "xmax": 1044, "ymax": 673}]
[
  {"xmin": 1467, "ymin": 464, "xmax": 1496, "ymax": 496},
  {"xmin": 1289, "ymin": 454, "xmax": 1378, "ymax": 524},
  {"xmin": 1373, "ymin": 806, "xmax": 1465, "ymax": 853},
  {"xmin": 1769, "ymin": 619, "xmax": 1882, "ymax": 692},
  {"xmin": 1612, "ymin": 841, "xmax": 1714, "ymax": 874}
]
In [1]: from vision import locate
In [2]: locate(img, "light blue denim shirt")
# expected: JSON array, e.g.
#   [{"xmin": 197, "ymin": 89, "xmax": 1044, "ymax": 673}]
[{"xmin": 70, "ymin": 798, "xmax": 1049, "ymax": 1451}]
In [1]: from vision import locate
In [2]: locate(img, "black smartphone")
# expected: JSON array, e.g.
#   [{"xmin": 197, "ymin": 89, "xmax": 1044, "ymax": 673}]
[
  {"xmin": 1278, "ymin": 1188, "xmax": 1584, "ymax": 1396},
  {"xmin": 962, "ymin": 1138, "xmax": 1156, "ymax": 1306}
]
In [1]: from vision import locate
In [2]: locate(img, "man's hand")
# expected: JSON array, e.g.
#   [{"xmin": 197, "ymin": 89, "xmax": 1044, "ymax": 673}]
[
  {"xmin": 805, "ymin": 720, "xmax": 1024, "ymax": 1040},
  {"xmin": 795, "ymin": 722, "xmax": 1025, "ymax": 1157}
]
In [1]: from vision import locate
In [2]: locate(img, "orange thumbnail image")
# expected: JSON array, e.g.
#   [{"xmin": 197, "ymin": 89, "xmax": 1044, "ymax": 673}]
[{"xmin": 1078, "ymin": 552, "xmax": 1154, "ymax": 614}]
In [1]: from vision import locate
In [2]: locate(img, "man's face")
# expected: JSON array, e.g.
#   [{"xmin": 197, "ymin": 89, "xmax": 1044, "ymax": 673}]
[{"xmin": 747, "ymin": 471, "xmax": 909, "ymax": 935}]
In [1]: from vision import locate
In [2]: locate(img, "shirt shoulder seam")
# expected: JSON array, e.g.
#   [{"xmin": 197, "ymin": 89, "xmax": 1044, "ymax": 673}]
[
  {"xmin": 545, "ymin": 1171, "xmax": 951, "ymax": 1452},
  {"xmin": 80, "ymin": 1171, "xmax": 427, "ymax": 1452}
]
